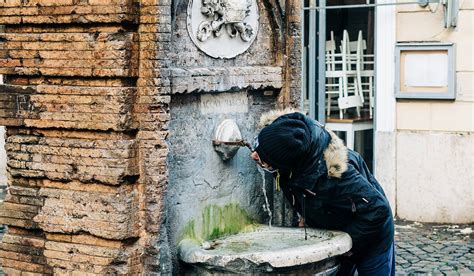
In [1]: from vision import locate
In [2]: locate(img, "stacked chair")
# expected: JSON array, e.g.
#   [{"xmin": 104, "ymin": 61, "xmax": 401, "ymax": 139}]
[{"xmin": 325, "ymin": 30, "xmax": 374, "ymax": 119}]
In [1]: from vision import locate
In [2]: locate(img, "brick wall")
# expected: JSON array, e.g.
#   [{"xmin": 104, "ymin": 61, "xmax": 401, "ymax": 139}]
[{"xmin": 0, "ymin": 0, "xmax": 165, "ymax": 274}]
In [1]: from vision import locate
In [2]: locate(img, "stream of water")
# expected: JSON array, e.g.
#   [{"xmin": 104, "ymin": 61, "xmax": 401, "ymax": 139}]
[{"xmin": 257, "ymin": 167, "xmax": 272, "ymax": 227}]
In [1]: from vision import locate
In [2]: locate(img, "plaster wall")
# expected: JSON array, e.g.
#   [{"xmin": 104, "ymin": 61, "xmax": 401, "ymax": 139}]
[
  {"xmin": 392, "ymin": 1, "xmax": 474, "ymax": 223},
  {"xmin": 396, "ymin": 131, "xmax": 473, "ymax": 223},
  {"xmin": 396, "ymin": 0, "xmax": 474, "ymax": 128},
  {"xmin": 167, "ymin": 91, "xmax": 277, "ymax": 267},
  {"xmin": 374, "ymin": 131, "xmax": 396, "ymax": 215}
]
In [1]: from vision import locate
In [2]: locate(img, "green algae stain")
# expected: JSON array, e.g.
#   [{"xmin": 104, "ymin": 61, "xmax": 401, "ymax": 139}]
[
  {"xmin": 180, "ymin": 203, "xmax": 255, "ymax": 243},
  {"xmin": 181, "ymin": 220, "xmax": 197, "ymax": 241}
]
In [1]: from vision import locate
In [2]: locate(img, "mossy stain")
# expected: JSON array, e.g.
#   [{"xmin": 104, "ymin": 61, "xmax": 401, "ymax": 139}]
[{"xmin": 180, "ymin": 203, "xmax": 255, "ymax": 243}]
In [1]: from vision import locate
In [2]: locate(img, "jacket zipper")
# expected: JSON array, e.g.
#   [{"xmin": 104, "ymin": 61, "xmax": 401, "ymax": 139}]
[{"xmin": 350, "ymin": 198, "xmax": 356, "ymax": 213}]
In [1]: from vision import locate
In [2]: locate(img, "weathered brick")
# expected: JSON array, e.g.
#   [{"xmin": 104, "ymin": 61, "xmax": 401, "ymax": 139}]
[
  {"xmin": 45, "ymin": 258, "xmax": 106, "ymax": 274},
  {"xmin": 33, "ymin": 184, "xmax": 140, "ymax": 238},
  {"xmin": 1, "ymin": 0, "xmax": 175, "ymax": 273},
  {"xmin": 45, "ymin": 233, "xmax": 72, "ymax": 243},
  {"xmin": 0, "ymin": 29, "xmax": 138, "ymax": 77},
  {"xmin": 71, "ymin": 234, "xmax": 123, "ymax": 248},
  {"xmin": 1, "ymin": 267, "xmax": 22, "ymax": 276},
  {"xmin": 21, "ymin": 272, "xmax": 45, "ymax": 276},
  {"xmin": 1, "ymin": 202, "xmax": 40, "ymax": 213},
  {"xmin": 0, "ymin": 242, "xmax": 43, "ymax": 256},
  {"xmin": 9, "ymin": 186, "xmax": 38, "ymax": 196},
  {"xmin": 0, "ymin": 84, "xmax": 136, "ymax": 130},
  {"xmin": 0, "ymin": 259, "xmax": 47, "ymax": 273},
  {"xmin": 44, "ymin": 249, "xmax": 114, "ymax": 266},
  {"xmin": 0, "ymin": 185, "xmax": 42, "ymax": 228},
  {"xmin": 0, "ymin": 230, "xmax": 51, "ymax": 273},
  {"xmin": 0, "ymin": 217, "xmax": 37, "ymax": 228},
  {"xmin": 2, "ymin": 234, "xmax": 45, "ymax": 248},
  {"xmin": 45, "ymin": 241, "xmax": 121, "ymax": 258},
  {"xmin": 0, "ymin": 250, "xmax": 45, "ymax": 264},
  {"xmin": 5, "ymin": 130, "xmax": 138, "ymax": 185},
  {"xmin": 0, "ymin": 227, "xmax": 138, "ymax": 275},
  {"xmin": 0, "ymin": 1, "xmax": 138, "ymax": 24}
]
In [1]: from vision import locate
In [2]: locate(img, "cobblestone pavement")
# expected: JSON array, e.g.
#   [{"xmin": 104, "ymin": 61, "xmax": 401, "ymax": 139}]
[{"xmin": 395, "ymin": 220, "xmax": 473, "ymax": 275}]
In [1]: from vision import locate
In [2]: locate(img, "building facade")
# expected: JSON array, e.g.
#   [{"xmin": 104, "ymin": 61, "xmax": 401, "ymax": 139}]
[{"xmin": 374, "ymin": 0, "xmax": 473, "ymax": 224}]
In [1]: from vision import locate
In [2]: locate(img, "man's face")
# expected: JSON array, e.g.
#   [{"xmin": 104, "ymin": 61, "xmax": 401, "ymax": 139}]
[{"xmin": 251, "ymin": 151, "xmax": 277, "ymax": 173}]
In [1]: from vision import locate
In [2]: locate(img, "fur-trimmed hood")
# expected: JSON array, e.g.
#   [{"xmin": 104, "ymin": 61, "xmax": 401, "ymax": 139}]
[{"xmin": 258, "ymin": 109, "xmax": 348, "ymax": 179}]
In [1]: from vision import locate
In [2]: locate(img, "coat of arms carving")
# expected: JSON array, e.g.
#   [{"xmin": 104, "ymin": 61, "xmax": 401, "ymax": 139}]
[
  {"xmin": 197, "ymin": 0, "xmax": 255, "ymax": 42},
  {"xmin": 187, "ymin": 0, "xmax": 259, "ymax": 59}
]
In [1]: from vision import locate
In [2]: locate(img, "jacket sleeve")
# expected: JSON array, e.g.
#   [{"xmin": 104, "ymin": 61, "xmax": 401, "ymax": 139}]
[{"xmin": 347, "ymin": 150, "xmax": 388, "ymax": 199}]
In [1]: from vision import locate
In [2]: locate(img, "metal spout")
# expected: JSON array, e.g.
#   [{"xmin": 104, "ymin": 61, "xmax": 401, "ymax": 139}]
[{"xmin": 213, "ymin": 119, "xmax": 249, "ymax": 161}]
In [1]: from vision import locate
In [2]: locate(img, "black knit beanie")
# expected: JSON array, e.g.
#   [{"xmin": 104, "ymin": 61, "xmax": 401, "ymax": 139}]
[{"xmin": 255, "ymin": 116, "xmax": 311, "ymax": 171}]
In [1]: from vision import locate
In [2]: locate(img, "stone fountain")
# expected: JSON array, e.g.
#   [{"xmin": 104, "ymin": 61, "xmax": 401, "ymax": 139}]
[
  {"xmin": 179, "ymin": 225, "xmax": 351, "ymax": 274},
  {"xmin": 171, "ymin": 120, "xmax": 352, "ymax": 274}
]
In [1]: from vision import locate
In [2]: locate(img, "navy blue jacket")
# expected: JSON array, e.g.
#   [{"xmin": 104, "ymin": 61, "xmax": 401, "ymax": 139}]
[{"xmin": 273, "ymin": 113, "xmax": 394, "ymax": 260}]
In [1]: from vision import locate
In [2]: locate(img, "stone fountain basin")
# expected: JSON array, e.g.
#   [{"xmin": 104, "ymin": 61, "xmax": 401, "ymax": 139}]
[{"xmin": 178, "ymin": 225, "xmax": 352, "ymax": 273}]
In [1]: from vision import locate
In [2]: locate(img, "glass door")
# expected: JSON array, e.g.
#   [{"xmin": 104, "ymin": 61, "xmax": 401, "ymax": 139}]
[{"xmin": 302, "ymin": 0, "xmax": 376, "ymax": 170}]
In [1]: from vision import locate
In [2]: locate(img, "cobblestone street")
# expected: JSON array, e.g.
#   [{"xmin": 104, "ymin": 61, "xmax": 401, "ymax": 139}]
[{"xmin": 395, "ymin": 220, "xmax": 473, "ymax": 275}]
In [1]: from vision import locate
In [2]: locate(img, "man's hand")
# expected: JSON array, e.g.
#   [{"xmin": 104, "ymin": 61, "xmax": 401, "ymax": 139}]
[
  {"xmin": 342, "ymin": 251, "xmax": 353, "ymax": 257},
  {"xmin": 298, "ymin": 218, "xmax": 305, "ymax": 227}
]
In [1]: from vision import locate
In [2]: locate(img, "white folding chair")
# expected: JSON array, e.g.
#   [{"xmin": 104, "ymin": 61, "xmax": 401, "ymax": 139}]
[
  {"xmin": 355, "ymin": 31, "xmax": 375, "ymax": 118},
  {"xmin": 338, "ymin": 30, "xmax": 363, "ymax": 118},
  {"xmin": 325, "ymin": 31, "xmax": 343, "ymax": 118}
]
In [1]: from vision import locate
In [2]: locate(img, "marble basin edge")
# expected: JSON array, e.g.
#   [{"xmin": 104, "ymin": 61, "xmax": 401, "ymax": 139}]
[{"xmin": 178, "ymin": 225, "xmax": 352, "ymax": 270}]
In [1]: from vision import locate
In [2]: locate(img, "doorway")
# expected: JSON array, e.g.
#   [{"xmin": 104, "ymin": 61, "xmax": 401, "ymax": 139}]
[{"xmin": 302, "ymin": 0, "xmax": 375, "ymax": 171}]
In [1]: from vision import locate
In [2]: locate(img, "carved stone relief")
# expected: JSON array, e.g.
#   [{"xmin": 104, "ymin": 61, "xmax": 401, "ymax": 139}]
[{"xmin": 187, "ymin": 0, "xmax": 259, "ymax": 59}]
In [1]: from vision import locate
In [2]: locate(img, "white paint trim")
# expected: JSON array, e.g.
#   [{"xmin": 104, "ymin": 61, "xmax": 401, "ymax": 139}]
[
  {"xmin": 375, "ymin": 0, "xmax": 396, "ymax": 132},
  {"xmin": 374, "ymin": 0, "xmax": 397, "ymax": 216}
]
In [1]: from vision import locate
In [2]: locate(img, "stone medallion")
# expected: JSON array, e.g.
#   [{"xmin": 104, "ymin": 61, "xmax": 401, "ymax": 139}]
[{"xmin": 187, "ymin": 0, "xmax": 259, "ymax": 59}]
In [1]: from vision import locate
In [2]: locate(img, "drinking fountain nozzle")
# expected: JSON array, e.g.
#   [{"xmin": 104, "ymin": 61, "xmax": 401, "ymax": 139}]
[{"xmin": 212, "ymin": 119, "xmax": 252, "ymax": 161}]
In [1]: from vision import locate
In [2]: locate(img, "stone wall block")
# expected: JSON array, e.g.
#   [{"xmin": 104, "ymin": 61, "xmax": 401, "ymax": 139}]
[
  {"xmin": 0, "ymin": 28, "xmax": 139, "ymax": 78},
  {"xmin": 0, "ymin": 177, "xmax": 141, "ymax": 272},
  {"xmin": 5, "ymin": 130, "xmax": 139, "ymax": 185},
  {"xmin": 0, "ymin": 84, "xmax": 137, "ymax": 131},
  {"xmin": 34, "ymin": 183, "xmax": 140, "ymax": 239},
  {"xmin": 169, "ymin": 66, "xmax": 283, "ymax": 94},
  {"xmin": 0, "ymin": 183, "xmax": 42, "ymax": 229},
  {"xmin": 0, "ymin": 227, "xmax": 52, "ymax": 274},
  {"xmin": 43, "ymin": 235, "xmax": 137, "ymax": 274},
  {"xmin": 0, "ymin": 0, "xmax": 138, "ymax": 24}
]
